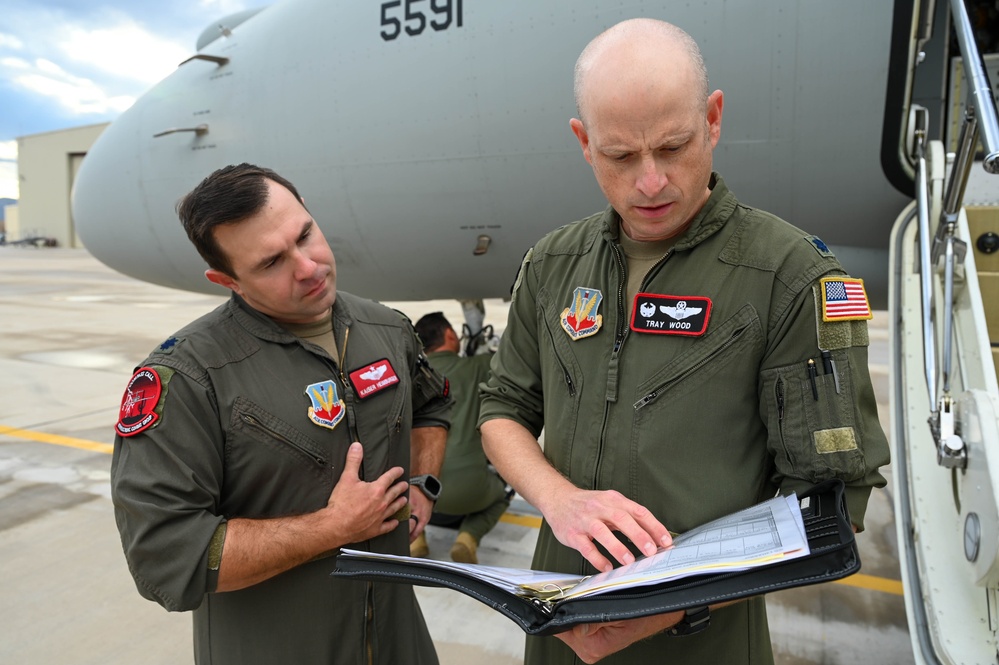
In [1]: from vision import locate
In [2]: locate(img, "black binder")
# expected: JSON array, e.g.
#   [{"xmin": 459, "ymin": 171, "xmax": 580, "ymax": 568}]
[{"xmin": 332, "ymin": 479, "xmax": 859, "ymax": 636}]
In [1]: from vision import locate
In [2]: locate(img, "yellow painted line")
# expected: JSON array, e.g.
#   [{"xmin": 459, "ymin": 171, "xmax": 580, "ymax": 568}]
[
  {"xmin": 3, "ymin": 423, "xmax": 905, "ymax": 597},
  {"xmin": 0, "ymin": 424, "xmax": 114, "ymax": 455},
  {"xmin": 500, "ymin": 512, "xmax": 544, "ymax": 528},
  {"xmin": 833, "ymin": 572, "xmax": 905, "ymax": 595}
]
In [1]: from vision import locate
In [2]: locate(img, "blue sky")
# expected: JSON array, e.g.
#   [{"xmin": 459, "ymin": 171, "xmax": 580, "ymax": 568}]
[{"xmin": 0, "ymin": 0, "xmax": 257, "ymax": 199}]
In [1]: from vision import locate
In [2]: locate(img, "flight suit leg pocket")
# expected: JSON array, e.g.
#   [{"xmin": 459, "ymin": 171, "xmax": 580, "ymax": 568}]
[{"xmin": 763, "ymin": 359, "xmax": 867, "ymax": 483}]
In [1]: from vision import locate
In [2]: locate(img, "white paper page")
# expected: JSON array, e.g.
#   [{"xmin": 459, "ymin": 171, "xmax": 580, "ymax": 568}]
[{"xmin": 557, "ymin": 493, "xmax": 810, "ymax": 600}]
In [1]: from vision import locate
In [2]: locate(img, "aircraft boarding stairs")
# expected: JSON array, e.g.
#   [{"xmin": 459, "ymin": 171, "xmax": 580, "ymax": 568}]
[{"xmin": 888, "ymin": 4, "xmax": 999, "ymax": 660}]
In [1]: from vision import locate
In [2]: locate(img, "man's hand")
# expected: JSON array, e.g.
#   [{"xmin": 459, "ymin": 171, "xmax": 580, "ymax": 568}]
[
  {"xmin": 546, "ymin": 487, "xmax": 672, "ymax": 572},
  {"xmin": 216, "ymin": 441, "xmax": 408, "ymax": 592},
  {"xmin": 325, "ymin": 441, "xmax": 409, "ymax": 544},
  {"xmin": 480, "ymin": 419, "xmax": 671, "ymax": 571},
  {"xmin": 555, "ymin": 612, "xmax": 683, "ymax": 663},
  {"xmin": 407, "ymin": 488, "xmax": 434, "ymax": 541}
]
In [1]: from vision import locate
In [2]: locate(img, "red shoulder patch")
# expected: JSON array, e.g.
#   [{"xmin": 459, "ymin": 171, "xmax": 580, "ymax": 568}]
[{"xmin": 116, "ymin": 367, "xmax": 163, "ymax": 437}]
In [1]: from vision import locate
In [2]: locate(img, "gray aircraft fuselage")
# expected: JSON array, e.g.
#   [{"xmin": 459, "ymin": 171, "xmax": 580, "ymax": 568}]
[{"xmin": 72, "ymin": 0, "xmax": 919, "ymax": 305}]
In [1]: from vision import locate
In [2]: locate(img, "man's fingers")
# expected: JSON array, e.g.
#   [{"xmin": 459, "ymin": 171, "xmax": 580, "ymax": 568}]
[
  {"xmin": 612, "ymin": 514, "xmax": 669, "ymax": 558},
  {"xmin": 598, "ymin": 497, "xmax": 672, "ymax": 557},
  {"xmin": 374, "ymin": 466, "xmax": 406, "ymax": 490},
  {"xmin": 587, "ymin": 521, "xmax": 638, "ymax": 567},
  {"xmin": 342, "ymin": 441, "xmax": 364, "ymax": 479},
  {"xmin": 568, "ymin": 532, "xmax": 614, "ymax": 573},
  {"xmin": 628, "ymin": 504, "xmax": 673, "ymax": 550}
]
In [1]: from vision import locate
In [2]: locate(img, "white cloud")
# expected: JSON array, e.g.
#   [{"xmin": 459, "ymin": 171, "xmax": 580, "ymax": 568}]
[
  {"xmin": 59, "ymin": 18, "xmax": 191, "ymax": 86},
  {"xmin": 0, "ymin": 33, "xmax": 25, "ymax": 50},
  {"xmin": 0, "ymin": 161, "xmax": 19, "ymax": 199},
  {"xmin": 200, "ymin": 0, "xmax": 251, "ymax": 14},
  {"xmin": 1, "ymin": 56, "xmax": 30, "ymax": 70},
  {"xmin": 0, "ymin": 141, "xmax": 16, "ymax": 161},
  {"xmin": 12, "ymin": 59, "xmax": 135, "ymax": 115}
]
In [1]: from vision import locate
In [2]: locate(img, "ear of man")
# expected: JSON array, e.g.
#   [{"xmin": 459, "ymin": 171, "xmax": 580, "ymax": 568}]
[{"xmin": 206, "ymin": 269, "xmax": 240, "ymax": 294}]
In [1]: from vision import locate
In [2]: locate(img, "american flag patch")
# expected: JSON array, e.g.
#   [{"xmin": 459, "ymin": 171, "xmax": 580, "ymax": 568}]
[{"xmin": 820, "ymin": 277, "xmax": 872, "ymax": 321}]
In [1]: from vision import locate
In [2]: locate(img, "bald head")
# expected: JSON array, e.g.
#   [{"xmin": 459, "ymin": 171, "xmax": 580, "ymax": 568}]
[{"xmin": 573, "ymin": 19, "xmax": 709, "ymax": 127}]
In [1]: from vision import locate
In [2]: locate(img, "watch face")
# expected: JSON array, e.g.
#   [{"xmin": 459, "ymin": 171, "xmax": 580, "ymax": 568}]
[{"xmin": 424, "ymin": 475, "xmax": 442, "ymax": 496}]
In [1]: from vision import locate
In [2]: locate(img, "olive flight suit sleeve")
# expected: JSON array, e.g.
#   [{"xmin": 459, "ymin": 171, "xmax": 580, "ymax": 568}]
[
  {"xmin": 405, "ymin": 322, "xmax": 453, "ymax": 429},
  {"xmin": 478, "ymin": 246, "xmax": 547, "ymax": 436},
  {"xmin": 757, "ymin": 283, "xmax": 890, "ymax": 531},
  {"xmin": 110, "ymin": 364, "xmax": 227, "ymax": 612}
]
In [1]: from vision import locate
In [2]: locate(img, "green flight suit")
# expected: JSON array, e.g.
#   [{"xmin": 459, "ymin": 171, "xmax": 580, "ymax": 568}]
[
  {"xmin": 479, "ymin": 174, "xmax": 890, "ymax": 665},
  {"xmin": 426, "ymin": 350, "xmax": 509, "ymax": 540},
  {"xmin": 111, "ymin": 292, "xmax": 450, "ymax": 665}
]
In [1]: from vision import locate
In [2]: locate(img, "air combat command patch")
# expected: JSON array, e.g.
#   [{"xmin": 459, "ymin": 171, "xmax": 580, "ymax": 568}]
[
  {"xmin": 305, "ymin": 379, "xmax": 346, "ymax": 430},
  {"xmin": 560, "ymin": 286, "xmax": 603, "ymax": 340}
]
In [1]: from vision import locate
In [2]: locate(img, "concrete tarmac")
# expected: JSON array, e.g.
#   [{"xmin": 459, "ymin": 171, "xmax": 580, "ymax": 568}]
[{"xmin": 0, "ymin": 247, "xmax": 912, "ymax": 664}]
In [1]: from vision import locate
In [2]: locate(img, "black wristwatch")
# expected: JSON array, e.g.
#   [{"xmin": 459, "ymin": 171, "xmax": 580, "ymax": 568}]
[
  {"xmin": 668, "ymin": 606, "xmax": 710, "ymax": 636},
  {"xmin": 409, "ymin": 474, "xmax": 442, "ymax": 502}
]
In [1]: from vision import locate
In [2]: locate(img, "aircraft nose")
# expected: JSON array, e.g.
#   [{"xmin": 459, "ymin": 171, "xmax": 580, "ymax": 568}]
[{"xmin": 72, "ymin": 71, "xmax": 225, "ymax": 296}]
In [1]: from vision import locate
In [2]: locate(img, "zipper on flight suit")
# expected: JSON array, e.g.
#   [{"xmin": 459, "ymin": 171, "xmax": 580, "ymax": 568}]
[
  {"xmin": 332, "ymin": 322, "xmax": 379, "ymax": 665},
  {"xmin": 776, "ymin": 377, "xmax": 785, "ymax": 422},
  {"xmin": 365, "ymin": 582, "xmax": 375, "ymax": 665},
  {"xmin": 239, "ymin": 413, "xmax": 327, "ymax": 467},
  {"xmin": 542, "ymin": 315, "xmax": 576, "ymax": 396},
  {"xmin": 593, "ymin": 246, "xmax": 674, "ymax": 487},
  {"xmin": 332, "ymin": 324, "xmax": 365, "ymax": 446},
  {"xmin": 632, "ymin": 322, "xmax": 750, "ymax": 409}
]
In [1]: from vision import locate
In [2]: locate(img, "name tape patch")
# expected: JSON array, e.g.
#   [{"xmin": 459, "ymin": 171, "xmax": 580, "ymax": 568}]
[
  {"xmin": 631, "ymin": 293, "xmax": 712, "ymax": 336},
  {"xmin": 348, "ymin": 359, "xmax": 400, "ymax": 399}
]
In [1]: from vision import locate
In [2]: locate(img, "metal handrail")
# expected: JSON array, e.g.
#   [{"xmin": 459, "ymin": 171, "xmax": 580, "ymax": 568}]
[
  {"xmin": 950, "ymin": 0, "xmax": 999, "ymax": 174},
  {"xmin": 914, "ymin": 125, "xmax": 937, "ymax": 412}
]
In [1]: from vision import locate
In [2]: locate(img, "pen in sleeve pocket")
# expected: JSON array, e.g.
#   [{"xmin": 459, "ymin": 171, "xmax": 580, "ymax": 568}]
[
  {"xmin": 820, "ymin": 349, "xmax": 841, "ymax": 394},
  {"xmin": 807, "ymin": 359, "xmax": 819, "ymax": 401}
]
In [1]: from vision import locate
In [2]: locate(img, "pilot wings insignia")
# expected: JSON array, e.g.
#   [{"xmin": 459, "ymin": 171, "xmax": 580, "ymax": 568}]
[
  {"xmin": 660, "ymin": 301, "xmax": 703, "ymax": 320},
  {"xmin": 359, "ymin": 365, "xmax": 388, "ymax": 381}
]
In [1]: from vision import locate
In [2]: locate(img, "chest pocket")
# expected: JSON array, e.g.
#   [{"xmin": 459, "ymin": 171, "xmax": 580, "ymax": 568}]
[
  {"xmin": 633, "ymin": 303, "xmax": 762, "ymax": 411},
  {"xmin": 628, "ymin": 305, "xmax": 766, "ymax": 515},
  {"xmin": 224, "ymin": 396, "xmax": 333, "ymax": 517}
]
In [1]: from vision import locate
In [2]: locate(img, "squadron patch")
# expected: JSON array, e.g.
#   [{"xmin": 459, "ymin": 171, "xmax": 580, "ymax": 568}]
[
  {"xmin": 348, "ymin": 359, "xmax": 400, "ymax": 399},
  {"xmin": 560, "ymin": 287, "xmax": 603, "ymax": 340},
  {"xmin": 305, "ymin": 379, "xmax": 345, "ymax": 430},
  {"xmin": 631, "ymin": 293, "xmax": 711, "ymax": 336},
  {"xmin": 820, "ymin": 277, "xmax": 873, "ymax": 321},
  {"xmin": 116, "ymin": 367, "xmax": 163, "ymax": 437}
]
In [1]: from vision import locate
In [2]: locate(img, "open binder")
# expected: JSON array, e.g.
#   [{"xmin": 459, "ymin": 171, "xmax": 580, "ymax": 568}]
[{"xmin": 332, "ymin": 479, "xmax": 858, "ymax": 636}]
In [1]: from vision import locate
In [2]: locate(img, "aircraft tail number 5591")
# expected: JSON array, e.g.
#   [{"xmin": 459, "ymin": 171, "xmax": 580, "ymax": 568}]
[{"xmin": 380, "ymin": 0, "xmax": 463, "ymax": 41}]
